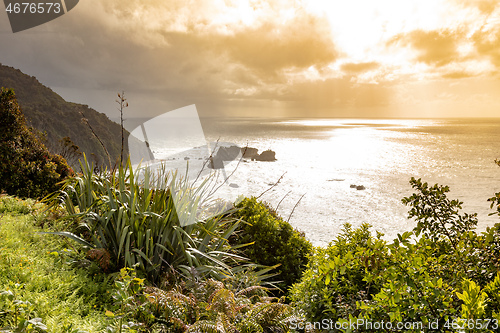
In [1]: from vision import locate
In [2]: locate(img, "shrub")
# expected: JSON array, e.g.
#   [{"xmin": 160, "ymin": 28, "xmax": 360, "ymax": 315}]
[
  {"xmin": 0, "ymin": 88, "xmax": 73, "ymax": 199},
  {"xmin": 289, "ymin": 223, "xmax": 388, "ymax": 322},
  {"xmin": 0, "ymin": 195, "xmax": 36, "ymax": 215},
  {"xmin": 232, "ymin": 197, "xmax": 312, "ymax": 293},
  {"xmin": 289, "ymin": 177, "xmax": 500, "ymax": 331}
]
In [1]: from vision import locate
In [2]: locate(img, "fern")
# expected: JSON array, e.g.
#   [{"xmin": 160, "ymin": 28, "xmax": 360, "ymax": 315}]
[
  {"xmin": 128, "ymin": 276, "xmax": 304, "ymax": 331},
  {"xmin": 235, "ymin": 286, "xmax": 268, "ymax": 298},
  {"xmin": 207, "ymin": 289, "xmax": 236, "ymax": 317},
  {"xmin": 247, "ymin": 302, "xmax": 293, "ymax": 332},
  {"xmin": 236, "ymin": 318, "xmax": 263, "ymax": 333},
  {"xmin": 187, "ymin": 320, "xmax": 223, "ymax": 333}
]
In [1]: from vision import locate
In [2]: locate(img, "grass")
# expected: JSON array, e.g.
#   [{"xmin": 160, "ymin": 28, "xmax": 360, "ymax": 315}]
[
  {"xmin": 0, "ymin": 195, "xmax": 303, "ymax": 332},
  {"xmin": 0, "ymin": 195, "xmax": 112, "ymax": 332}
]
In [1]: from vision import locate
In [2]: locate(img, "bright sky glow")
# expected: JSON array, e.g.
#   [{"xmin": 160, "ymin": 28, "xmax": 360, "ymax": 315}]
[{"xmin": 1, "ymin": 0, "xmax": 500, "ymax": 118}]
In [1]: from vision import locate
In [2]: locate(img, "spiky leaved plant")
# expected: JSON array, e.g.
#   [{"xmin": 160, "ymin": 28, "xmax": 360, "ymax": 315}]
[{"xmin": 42, "ymin": 155, "xmax": 247, "ymax": 283}]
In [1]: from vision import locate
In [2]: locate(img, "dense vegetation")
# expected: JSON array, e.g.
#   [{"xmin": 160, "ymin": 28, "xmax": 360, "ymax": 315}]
[
  {"xmin": 0, "ymin": 88, "xmax": 73, "ymax": 198},
  {"xmin": 0, "ymin": 64, "xmax": 128, "ymax": 167},
  {"xmin": 232, "ymin": 197, "xmax": 312, "ymax": 293},
  {"xmin": 1, "ymin": 79, "xmax": 500, "ymax": 331},
  {"xmin": 291, "ymin": 176, "xmax": 500, "ymax": 332},
  {"xmin": 0, "ymin": 163, "xmax": 307, "ymax": 332},
  {"xmin": 2, "ymin": 165, "xmax": 500, "ymax": 331},
  {"xmin": 0, "ymin": 196, "xmax": 111, "ymax": 332},
  {"xmin": 102, "ymin": 267, "xmax": 302, "ymax": 332},
  {"xmin": 43, "ymin": 157, "xmax": 251, "ymax": 284}
]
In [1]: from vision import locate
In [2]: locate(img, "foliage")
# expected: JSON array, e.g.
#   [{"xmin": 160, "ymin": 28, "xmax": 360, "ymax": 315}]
[
  {"xmin": 0, "ymin": 64, "xmax": 127, "ymax": 168},
  {"xmin": 402, "ymin": 178, "xmax": 500, "ymax": 286},
  {"xmin": 103, "ymin": 268, "xmax": 304, "ymax": 332},
  {"xmin": 0, "ymin": 88, "xmax": 73, "ymax": 199},
  {"xmin": 0, "ymin": 283, "xmax": 48, "ymax": 332},
  {"xmin": 105, "ymin": 268, "xmax": 147, "ymax": 333},
  {"xmin": 290, "ymin": 176, "xmax": 500, "ymax": 332},
  {"xmin": 232, "ymin": 197, "xmax": 312, "ymax": 293},
  {"xmin": 355, "ymin": 231, "xmax": 460, "ymax": 330},
  {"xmin": 43, "ymin": 157, "xmax": 248, "ymax": 283},
  {"xmin": 0, "ymin": 195, "xmax": 36, "ymax": 215},
  {"xmin": 289, "ymin": 223, "xmax": 388, "ymax": 322},
  {"xmin": 403, "ymin": 178, "xmax": 478, "ymax": 245},
  {"xmin": 0, "ymin": 195, "xmax": 111, "ymax": 332}
]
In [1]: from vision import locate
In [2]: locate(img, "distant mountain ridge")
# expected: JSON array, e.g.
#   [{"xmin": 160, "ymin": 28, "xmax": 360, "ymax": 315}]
[{"xmin": 0, "ymin": 63, "xmax": 127, "ymax": 167}]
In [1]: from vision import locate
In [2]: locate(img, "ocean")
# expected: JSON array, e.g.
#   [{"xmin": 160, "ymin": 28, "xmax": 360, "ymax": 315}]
[{"xmin": 144, "ymin": 117, "xmax": 500, "ymax": 247}]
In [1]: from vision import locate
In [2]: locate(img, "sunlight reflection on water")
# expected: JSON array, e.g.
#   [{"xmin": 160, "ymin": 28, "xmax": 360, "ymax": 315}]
[{"xmin": 151, "ymin": 117, "xmax": 500, "ymax": 247}]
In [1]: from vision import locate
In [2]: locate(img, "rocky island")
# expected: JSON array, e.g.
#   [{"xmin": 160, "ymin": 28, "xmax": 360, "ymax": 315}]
[
  {"xmin": 241, "ymin": 147, "xmax": 277, "ymax": 161},
  {"xmin": 209, "ymin": 145, "xmax": 277, "ymax": 163}
]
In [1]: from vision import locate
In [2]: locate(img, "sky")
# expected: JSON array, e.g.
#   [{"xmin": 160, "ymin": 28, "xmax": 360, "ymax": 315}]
[{"xmin": 1, "ymin": 0, "xmax": 500, "ymax": 121}]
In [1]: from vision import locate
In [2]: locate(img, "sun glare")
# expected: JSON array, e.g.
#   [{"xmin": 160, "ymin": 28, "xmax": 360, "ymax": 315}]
[{"xmin": 299, "ymin": 0, "xmax": 476, "ymax": 65}]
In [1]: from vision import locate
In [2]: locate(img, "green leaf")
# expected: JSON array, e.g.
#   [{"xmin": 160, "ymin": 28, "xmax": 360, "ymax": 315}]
[{"xmin": 37, "ymin": 231, "xmax": 95, "ymax": 248}]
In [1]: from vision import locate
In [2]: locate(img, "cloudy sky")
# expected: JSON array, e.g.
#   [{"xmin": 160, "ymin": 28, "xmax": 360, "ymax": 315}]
[{"xmin": 1, "ymin": 0, "xmax": 500, "ymax": 121}]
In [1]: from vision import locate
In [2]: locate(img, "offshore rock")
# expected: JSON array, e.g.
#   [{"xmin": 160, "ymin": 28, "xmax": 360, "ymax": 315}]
[
  {"xmin": 255, "ymin": 149, "xmax": 277, "ymax": 162},
  {"xmin": 241, "ymin": 147, "xmax": 259, "ymax": 159},
  {"xmin": 240, "ymin": 147, "xmax": 277, "ymax": 162}
]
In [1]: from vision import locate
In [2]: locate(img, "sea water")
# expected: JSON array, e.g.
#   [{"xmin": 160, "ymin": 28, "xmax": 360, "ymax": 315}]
[{"xmin": 150, "ymin": 117, "xmax": 500, "ymax": 247}]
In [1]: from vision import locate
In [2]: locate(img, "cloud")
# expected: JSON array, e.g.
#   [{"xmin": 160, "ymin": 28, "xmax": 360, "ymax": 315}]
[
  {"xmin": 456, "ymin": 0, "xmax": 497, "ymax": 14},
  {"xmin": 1, "ymin": 0, "xmax": 499, "ymax": 118},
  {"xmin": 340, "ymin": 62, "xmax": 379, "ymax": 74},
  {"xmin": 472, "ymin": 29, "xmax": 500, "ymax": 69},
  {"xmin": 0, "ymin": 0, "xmax": 339, "ymax": 101},
  {"xmin": 221, "ymin": 14, "xmax": 337, "ymax": 75},
  {"xmin": 442, "ymin": 71, "xmax": 473, "ymax": 79},
  {"xmin": 273, "ymin": 77, "xmax": 391, "ymax": 111},
  {"xmin": 390, "ymin": 29, "xmax": 462, "ymax": 67}
]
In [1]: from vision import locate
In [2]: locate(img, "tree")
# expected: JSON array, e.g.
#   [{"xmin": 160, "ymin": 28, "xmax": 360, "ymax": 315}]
[{"xmin": 0, "ymin": 88, "xmax": 73, "ymax": 198}]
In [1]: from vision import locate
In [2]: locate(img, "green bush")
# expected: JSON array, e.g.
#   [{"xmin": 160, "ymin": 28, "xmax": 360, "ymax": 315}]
[
  {"xmin": 0, "ymin": 195, "xmax": 36, "ymax": 215},
  {"xmin": 289, "ymin": 223, "xmax": 388, "ymax": 322},
  {"xmin": 232, "ymin": 197, "xmax": 312, "ymax": 293},
  {"xmin": 289, "ymin": 177, "xmax": 500, "ymax": 332},
  {"xmin": 0, "ymin": 88, "xmax": 73, "ymax": 199}
]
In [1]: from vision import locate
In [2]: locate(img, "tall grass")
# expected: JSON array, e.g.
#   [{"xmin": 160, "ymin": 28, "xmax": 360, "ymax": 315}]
[
  {"xmin": 44, "ymin": 156, "xmax": 248, "ymax": 283},
  {"xmin": 0, "ymin": 196, "xmax": 110, "ymax": 332}
]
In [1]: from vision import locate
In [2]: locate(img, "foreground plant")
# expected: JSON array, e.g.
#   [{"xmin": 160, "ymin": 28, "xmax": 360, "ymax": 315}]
[
  {"xmin": 105, "ymin": 268, "xmax": 146, "ymax": 333},
  {"xmin": 0, "ymin": 195, "xmax": 111, "ymax": 332},
  {"xmin": 232, "ymin": 197, "xmax": 312, "ymax": 294},
  {"xmin": 291, "ymin": 176, "xmax": 500, "ymax": 332},
  {"xmin": 103, "ymin": 267, "xmax": 304, "ymax": 332},
  {"xmin": 43, "ymin": 156, "xmax": 248, "ymax": 283},
  {"xmin": 0, "ymin": 283, "xmax": 47, "ymax": 333}
]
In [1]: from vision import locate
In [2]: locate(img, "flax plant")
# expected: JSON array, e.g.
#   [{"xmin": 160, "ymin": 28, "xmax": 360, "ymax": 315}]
[{"xmin": 43, "ymin": 155, "xmax": 247, "ymax": 283}]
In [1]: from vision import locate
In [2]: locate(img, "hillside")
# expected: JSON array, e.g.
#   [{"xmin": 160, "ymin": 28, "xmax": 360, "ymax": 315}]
[{"xmin": 0, "ymin": 63, "xmax": 127, "ymax": 167}]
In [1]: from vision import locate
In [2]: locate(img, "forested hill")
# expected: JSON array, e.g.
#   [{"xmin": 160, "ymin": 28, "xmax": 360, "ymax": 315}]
[{"xmin": 0, "ymin": 63, "xmax": 126, "ymax": 167}]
